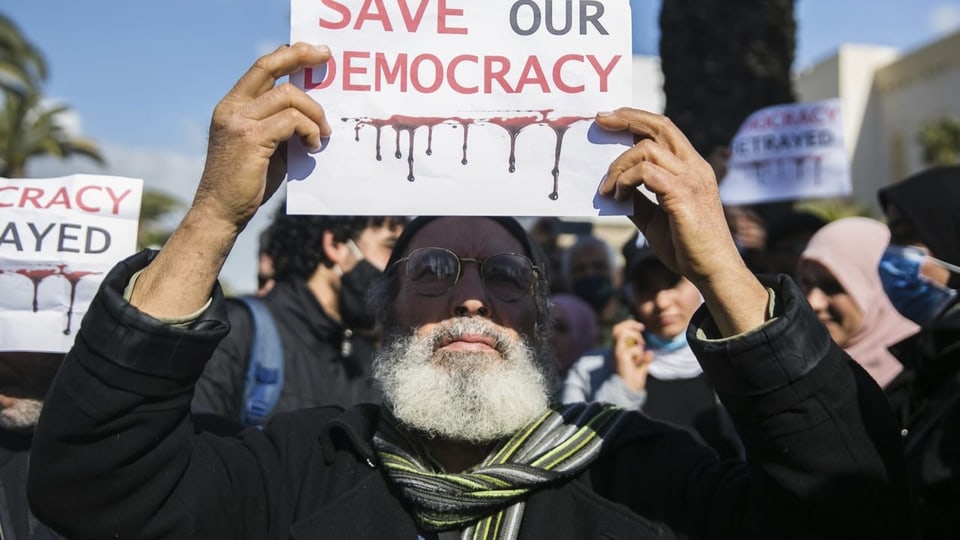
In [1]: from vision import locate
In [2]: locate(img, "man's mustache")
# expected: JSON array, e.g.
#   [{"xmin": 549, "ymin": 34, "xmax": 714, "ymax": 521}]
[{"xmin": 428, "ymin": 318, "xmax": 513, "ymax": 355}]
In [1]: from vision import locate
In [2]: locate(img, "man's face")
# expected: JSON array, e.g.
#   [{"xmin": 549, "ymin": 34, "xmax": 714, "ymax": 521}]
[
  {"xmin": 569, "ymin": 244, "xmax": 611, "ymax": 281},
  {"xmin": 393, "ymin": 217, "xmax": 538, "ymax": 341},
  {"xmin": 347, "ymin": 222, "xmax": 404, "ymax": 272},
  {"xmin": 376, "ymin": 217, "xmax": 549, "ymax": 443}
]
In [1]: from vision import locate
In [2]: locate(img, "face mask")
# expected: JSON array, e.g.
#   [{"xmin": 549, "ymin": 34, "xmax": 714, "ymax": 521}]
[
  {"xmin": 878, "ymin": 245, "xmax": 958, "ymax": 326},
  {"xmin": 339, "ymin": 241, "xmax": 383, "ymax": 331},
  {"xmin": 572, "ymin": 275, "xmax": 614, "ymax": 312},
  {"xmin": 643, "ymin": 330, "xmax": 688, "ymax": 353}
]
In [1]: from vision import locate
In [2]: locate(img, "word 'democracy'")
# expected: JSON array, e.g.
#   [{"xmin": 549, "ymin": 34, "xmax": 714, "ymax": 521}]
[
  {"xmin": 0, "ymin": 174, "xmax": 142, "ymax": 352},
  {"xmin": 721, "ymin": 99, "xmax": 850, "ymax": 205},
  {"xmin": 0, "ymin": 177, "xmax": 139, "ymax": 256},
  {"xmin": 307, "ymin": 1, "xmax": 620, "ymax": 95},
  {"xmin": 289, "ymin": 0, "xmax": 633, "ymax": 216}
]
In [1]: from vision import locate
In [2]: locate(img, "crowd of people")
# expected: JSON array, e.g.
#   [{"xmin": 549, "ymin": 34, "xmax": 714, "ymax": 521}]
[{"xmin": 1, "ymin": 42, "xmax": 958, "ymax": 539}]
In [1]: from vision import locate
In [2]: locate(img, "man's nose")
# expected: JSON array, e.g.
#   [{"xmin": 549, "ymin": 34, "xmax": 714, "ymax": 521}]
[{"xmin": 451, "ymin": 264, "xmax": 490, "ymax": 318}]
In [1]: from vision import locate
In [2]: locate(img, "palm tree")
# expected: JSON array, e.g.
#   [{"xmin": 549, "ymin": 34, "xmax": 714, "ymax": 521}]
[
  {"xmin": 0, "ymin": 89, "xmax": 105, "ymax": 177},
  {"xmin": 0, "ymin": 12, "xmax": 46, "ymax": 94}
]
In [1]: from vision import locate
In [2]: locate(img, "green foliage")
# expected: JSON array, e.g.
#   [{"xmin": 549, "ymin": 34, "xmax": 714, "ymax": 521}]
[
  {"xmin": 0, "ymin": 12, "xmax": 183, "ymax": 254},
  {"xmin": 0, "ymin": 89, "xmax": 105, "ymax": 177},
  {"xmin": 659, "ymin": 0, "xmax": 796, "ymax": 156},
  {"xmin": 917, "ymin": 116, "xmax": 960, "ymax": 166},
  {"xmin": 0, "ymin": 12, "xmax": 47, "ymax": 94}
]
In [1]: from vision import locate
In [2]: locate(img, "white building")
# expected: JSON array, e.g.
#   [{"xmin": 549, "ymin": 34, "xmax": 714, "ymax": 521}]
[{"xmin": 795, "ymin": 28, "xmax": 960, "ymax": 214}]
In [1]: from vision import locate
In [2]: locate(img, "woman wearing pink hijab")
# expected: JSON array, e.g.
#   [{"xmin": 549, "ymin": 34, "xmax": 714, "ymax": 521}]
[{"xmin": 798, "ymin": 217, "xmax": 919, "ymax": 387}]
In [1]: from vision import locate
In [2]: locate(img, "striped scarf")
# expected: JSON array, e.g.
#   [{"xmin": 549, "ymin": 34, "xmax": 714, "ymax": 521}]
[{"xmin": 373, "ymin": 402, "xmax": 628, "ymax": 540}]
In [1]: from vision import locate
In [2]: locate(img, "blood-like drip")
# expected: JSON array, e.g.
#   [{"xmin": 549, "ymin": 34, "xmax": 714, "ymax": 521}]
[
  {"xmin": 10, "ymin": 265, "xmax": 100, "ymax": 335},
  {"xmin": 15, "ymin": 268, "xmax": 59, "ymax": 312},
  {"xmin": 484, "ymin": 112, "xmax": 541, "ymax": 173},
  {"xmin": 345, "ymin": 110, "xmax": 589, "ymax": 199},
  {"xmin": 543, "ymin": 114, "xmax": 591, "ymax": 200},
  {"xmin": 59, "ymin": 268, "xmax": 101, "ymax": 335}
]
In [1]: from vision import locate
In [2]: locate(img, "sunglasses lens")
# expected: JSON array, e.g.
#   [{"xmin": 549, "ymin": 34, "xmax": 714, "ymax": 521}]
[
  {"xmin": 405, "ymin": 248, "xmax": 459, "ymax": 296},
  {"xmin": 483, "ymin": 254, "xmax": 533, "ymax": 301}
]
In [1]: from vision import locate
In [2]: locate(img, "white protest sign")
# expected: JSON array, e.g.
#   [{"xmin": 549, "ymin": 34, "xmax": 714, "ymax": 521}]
[
  {"xmin": 288, "ymin": 0, "xmax": 633, "ymax": 216},
  {"xmin": 0, "ymin": 175, "xmax": 143, "ymax": 352},
  {"xmin": 720, "ymin": 98, "xmax": 851, "ymax": 205}
]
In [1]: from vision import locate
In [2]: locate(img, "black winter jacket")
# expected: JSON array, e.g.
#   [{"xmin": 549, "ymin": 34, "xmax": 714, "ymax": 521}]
[
  {"xmin": 886, "ymin": 302, "xmax": 960, "ymax": 539},
  {"xmin": 27, "ymin": 251, "xmax": 913, "ymax": 539}
]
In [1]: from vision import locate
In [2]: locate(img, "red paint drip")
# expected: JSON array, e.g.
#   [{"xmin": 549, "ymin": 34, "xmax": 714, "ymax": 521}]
[
  {"xmin": 344, "ymin": 110, "xmax": 590, "ymax": 199},
  {"xmin": 10, "ymin": 265, "xmax": 102, "ymax": 334}
]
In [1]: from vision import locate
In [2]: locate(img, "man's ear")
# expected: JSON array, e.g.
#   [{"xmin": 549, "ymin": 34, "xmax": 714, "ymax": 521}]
[{"xmin": 322, "ymin": 230, "xmax": 351, "ymax": 267}]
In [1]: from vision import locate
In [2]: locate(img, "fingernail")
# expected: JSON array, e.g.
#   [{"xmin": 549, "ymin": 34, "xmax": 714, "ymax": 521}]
[
  {"xmin": 315, "ymin": 44, "xmax": 331, "ymax": 54},
  {"xmin": 597, "ymin": 111, "xmax": 612, "ymax": 117}
]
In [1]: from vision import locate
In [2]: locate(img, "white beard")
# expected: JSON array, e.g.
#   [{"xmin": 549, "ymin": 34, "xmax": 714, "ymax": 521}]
[
  {"xmin": 374, "ymin": 317, "xmax": 551, "ymax": 444},
  {"xmin": 0, "ymin": 397, "xmax": 43, "ymax": 431}
]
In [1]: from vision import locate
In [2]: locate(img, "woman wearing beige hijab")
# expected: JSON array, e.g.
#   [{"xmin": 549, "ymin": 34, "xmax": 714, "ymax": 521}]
[{"xmin": 798, "ymin": 216, "xmax": 919, "ymax": 387}]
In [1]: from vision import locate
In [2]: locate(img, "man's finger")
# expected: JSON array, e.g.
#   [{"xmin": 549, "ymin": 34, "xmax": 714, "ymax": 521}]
[
  {"xmin": 607, "ymin": 159, "xmax": 674, "ymax": 202},
  {"xmin": 244, "ymin": 82, "xmax": 331, "ymax": 138},
  {"xmin": 595, "ymin": 108, "xmax": 696, "ymax": 159},
  {"xmin": 261, "ymin": 108, "xmax": 324, "ymax": 152},
  {"xmin": 232, "ymin": 42, "xmax": 332, "ymax": 100}
]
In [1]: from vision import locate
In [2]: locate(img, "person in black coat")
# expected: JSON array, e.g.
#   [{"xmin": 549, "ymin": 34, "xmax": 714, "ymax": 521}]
[
  {"xmin": 878, "ymin": 165, "xmax": 960, "ymax": 540},
  {"xmin": 191, "ymin": 206, "xmax": 406, "ymax": 425},
  {"xmin": 27, "ymin": 44, "xmax": 912, "ymax": 540}
]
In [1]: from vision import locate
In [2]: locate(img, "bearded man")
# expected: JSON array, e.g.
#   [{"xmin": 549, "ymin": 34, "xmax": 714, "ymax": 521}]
[{"xmin": 27, "ymin": 44, "xmax": 911, "ymax": 540}]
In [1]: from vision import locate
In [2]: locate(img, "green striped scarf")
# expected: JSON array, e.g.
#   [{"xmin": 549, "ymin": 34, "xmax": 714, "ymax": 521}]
[{"xmin": 373, "ymin": 402, "xmax": 628, "ymax": 540}]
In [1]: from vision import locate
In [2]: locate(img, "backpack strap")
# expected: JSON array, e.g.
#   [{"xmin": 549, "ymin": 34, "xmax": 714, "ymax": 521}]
[{"xmin": 237, "ymin": 296, "xmax": 285, "ymax": 428}]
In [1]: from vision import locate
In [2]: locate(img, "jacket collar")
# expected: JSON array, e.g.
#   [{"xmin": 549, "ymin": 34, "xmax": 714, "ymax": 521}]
[{"xmin": 319, "ymin": 403, "xmax": 381, "ymax": 464}]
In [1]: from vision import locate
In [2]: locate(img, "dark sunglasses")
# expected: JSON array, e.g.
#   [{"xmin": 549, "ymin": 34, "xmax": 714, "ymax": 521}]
[{"xmin": 392, "ymin": 247, "xmax": 539, "ymax": 302}]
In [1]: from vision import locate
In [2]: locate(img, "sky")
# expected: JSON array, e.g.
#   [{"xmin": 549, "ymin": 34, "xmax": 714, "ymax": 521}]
[{"xmin": 5, "ymin": 0, "xmax": 960, "ymax": 293}]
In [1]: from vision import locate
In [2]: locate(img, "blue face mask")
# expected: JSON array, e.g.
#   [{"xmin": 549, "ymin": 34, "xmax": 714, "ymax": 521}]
[
  {"xmin": 642, "ymin": 330, "xmax": 688, "ymax": 353},
  {"xmin": 878, "ymin": 245, "xmax": 958, "ymax": 326}
]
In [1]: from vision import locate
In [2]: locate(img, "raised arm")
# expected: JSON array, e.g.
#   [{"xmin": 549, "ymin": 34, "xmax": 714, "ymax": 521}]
[
  {"xmin": 595, "ymin": 109, "xmax": 768, "ymax": 337},
  {"xmin": 27, "ymin": 44, "xmax": 335, "ymax": 539},
  {"xmin": 131, "ymin": 43, "xmax": 331, "ymax": 318}
]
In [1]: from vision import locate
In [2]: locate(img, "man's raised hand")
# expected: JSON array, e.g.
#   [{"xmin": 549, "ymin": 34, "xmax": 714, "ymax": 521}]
[{"xmin": 194, "ymin": 42, "xmax": 332, "ymax": 232}]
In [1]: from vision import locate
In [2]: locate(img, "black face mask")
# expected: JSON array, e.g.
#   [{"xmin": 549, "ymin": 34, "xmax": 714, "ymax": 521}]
[
  {"xmin": 339, "ymin": 260, "xmax": 382, "ymax": 331},
  {"xmin": 572, "ymin": 275, "xmax": 614, "ymax": 312}
]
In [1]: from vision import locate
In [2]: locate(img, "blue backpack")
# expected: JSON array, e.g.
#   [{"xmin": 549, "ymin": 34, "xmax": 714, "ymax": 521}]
[{"xmin": 237, "ymin": 296, "xmax": 284, "ymax": 427}]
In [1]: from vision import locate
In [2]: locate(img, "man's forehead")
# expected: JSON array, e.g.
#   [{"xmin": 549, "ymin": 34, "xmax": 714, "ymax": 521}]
[{"xmin": 403, "ymin": 217, "xmax": 525, "ymax": 255}]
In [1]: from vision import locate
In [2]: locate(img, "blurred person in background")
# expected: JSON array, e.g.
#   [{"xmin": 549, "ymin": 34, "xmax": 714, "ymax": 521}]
[
  {"xmin": 191, "ymin": 206, "xmax": 406, "ymax": 424},
  {"xmin": 797, "ymin": 217, "xmax": 917, "ymax": 388},
  {"xmin": 877, "ymin": 165, "xmax": 960, "ymax": 540},
  {"xmin": 562, "ymin": 248, "xmax": 742, "ymax": 459},
  {"xmin": 562, "ymin": 235, "xmax": 630, "ymax": 346},
  {"xmin": 764, "ymin": 210, "xmax": 827, "ymax": 278},
  {"xmin": 547, "ymin": 293, "xmax": 599, "ymax": 384}
]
